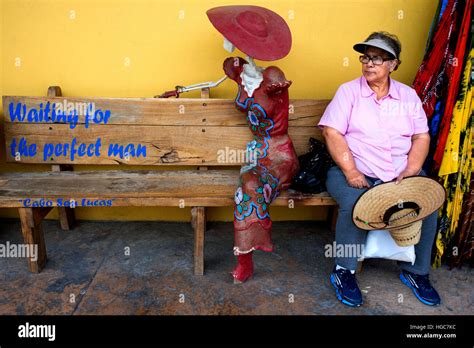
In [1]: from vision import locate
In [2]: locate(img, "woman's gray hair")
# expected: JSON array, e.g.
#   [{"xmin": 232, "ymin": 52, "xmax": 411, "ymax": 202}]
[{"xmin": 365, "ymin": 31, "xmax": 402, "ymax": 70}]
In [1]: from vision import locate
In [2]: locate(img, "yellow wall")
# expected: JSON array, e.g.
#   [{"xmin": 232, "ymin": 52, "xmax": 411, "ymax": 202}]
[{"xmin": 0, "ymin": 0, "xmax": 437, "ymax": 221}]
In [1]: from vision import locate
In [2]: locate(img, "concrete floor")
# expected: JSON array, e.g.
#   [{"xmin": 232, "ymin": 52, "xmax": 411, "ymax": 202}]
[{"xmin": 0, "ymin": 218, "xmax": 472, "ymax": 315}]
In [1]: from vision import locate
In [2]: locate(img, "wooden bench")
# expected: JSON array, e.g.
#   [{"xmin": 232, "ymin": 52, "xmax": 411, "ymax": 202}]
[{"xmin": 0, "ymin": 86, "xmax": 337, "ymax": 275}]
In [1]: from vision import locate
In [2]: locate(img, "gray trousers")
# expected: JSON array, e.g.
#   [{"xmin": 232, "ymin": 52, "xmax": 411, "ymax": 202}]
[{"xmin": 325, "ymin": 165, "xmax": 438, "ymax": 275}]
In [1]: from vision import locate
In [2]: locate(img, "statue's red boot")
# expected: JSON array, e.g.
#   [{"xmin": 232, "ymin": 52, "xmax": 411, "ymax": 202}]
[{"xmin": 232, "ymin": 253, "xmax": 254, "ymax": 284}]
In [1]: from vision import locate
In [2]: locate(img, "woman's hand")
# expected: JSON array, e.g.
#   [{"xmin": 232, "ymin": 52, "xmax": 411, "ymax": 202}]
[
  {"xmin": 344, "ymin": 168, "xmax": 370, "ymax": 189},
  {"xmin": 395, "ymin": 167, "xmax": 421, "ymax": 184},
  {"xmin": 321, "ymin": 126, "xmax": 369, "ymax": 189}
]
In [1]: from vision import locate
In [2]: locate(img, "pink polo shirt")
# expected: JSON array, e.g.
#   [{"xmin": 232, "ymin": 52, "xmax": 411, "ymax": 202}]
[{"xmin": 318, "ymin": 76, "xmax": 429, "ymax": 182}]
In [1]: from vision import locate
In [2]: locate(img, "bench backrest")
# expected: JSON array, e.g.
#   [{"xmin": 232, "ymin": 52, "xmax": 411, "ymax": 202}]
[{"xmin": 2, "ymin": 95, "xmax": 329, "ymax": 166}]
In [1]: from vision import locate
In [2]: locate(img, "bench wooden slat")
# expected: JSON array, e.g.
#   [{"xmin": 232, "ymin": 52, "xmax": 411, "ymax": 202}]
[
  {"xmin": 3, "ymin": 96, "xmax": 329, "ymax": 127},
  {"xmin": 0, "ymin": 170, "xmax": 336, "ymax": 207},
  {"xmin": 4, "ymin": 123, "xmax": 325, "ymax": 165}
]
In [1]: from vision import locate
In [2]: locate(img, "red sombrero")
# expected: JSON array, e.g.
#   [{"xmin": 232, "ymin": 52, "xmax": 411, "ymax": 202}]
[{"xmin": 207, "ymin": 5, "xmax": 292, "ymax": 61}]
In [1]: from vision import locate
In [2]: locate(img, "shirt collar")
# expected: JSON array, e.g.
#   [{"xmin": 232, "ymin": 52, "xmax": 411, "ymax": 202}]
[{"xmin": 360, "ymin": 76, "xmax": 400, "ymax": 100}]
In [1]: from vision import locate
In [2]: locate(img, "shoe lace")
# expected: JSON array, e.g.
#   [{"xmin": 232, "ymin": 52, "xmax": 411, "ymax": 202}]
[
  {"xmin": 337, "ymin": 269, "xmax": 358, "ymax": 290},
  {"xmin": 412, "ymin": 273, "xmax": 432, "ymax": 291}
]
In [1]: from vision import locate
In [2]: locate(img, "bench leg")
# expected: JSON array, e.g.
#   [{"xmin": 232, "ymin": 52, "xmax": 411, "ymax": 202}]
[
  {"xmin": 18, "ymin": 207, "xmax": 49, "ymax": 273},
  {"xmin": 52, "ymin": 164, "xmax": 76, "ymax": 230},
  {"xmin": 328, "ymin": 206, "xmax": 338, "ymax": 232},
  {"xmin": 57, "ymin": 207, "xmax": 75, "ymax": 231},
  {"xmin": 191, "ymin": 207, "xmax": 206, "ymax": 276}
]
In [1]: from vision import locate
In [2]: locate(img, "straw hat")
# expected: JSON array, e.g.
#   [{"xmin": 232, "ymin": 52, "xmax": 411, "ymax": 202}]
[
  {"xmin": 352, "ymin": 176, "xmax": 446, "ymax": 246},
  {"xmin": 207, "ymin": 5, "xmax": 292, "ymax": 61}
]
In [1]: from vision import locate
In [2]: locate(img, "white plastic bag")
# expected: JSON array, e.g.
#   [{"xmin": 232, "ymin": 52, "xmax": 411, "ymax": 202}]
[{"xmin": 362, "ymin": 230, "xmax": 416, "ymax": 265}]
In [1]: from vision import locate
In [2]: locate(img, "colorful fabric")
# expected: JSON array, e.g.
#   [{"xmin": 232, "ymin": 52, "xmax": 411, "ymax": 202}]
[
  {"xmin": 432, "ymin": 0, "xmax": 472, "ymax": 171},
  {"xmin": 433, "ymin": 48, "xmax": 473, "ymax": 266},
  {"xmin": 423, "ymin": 0, "xmax": 446, "ymax": 53},
  {"xmin": 318, "ymin": 76, "xmax": 429, "ymax": 182},
  {"xmin": 413, "ymin": 0, "xmax": 458, "ymax": 120},
  {"xmin": 423, "ymin": 100, "xmax": 445, "ymax": 173},
  {"xmin": 446, "ymin": 178, "xmax": 474, "ymax": 267},
  {"xmin": 413, "ymin": 0, "xmax": 472, "ymax": 267}
]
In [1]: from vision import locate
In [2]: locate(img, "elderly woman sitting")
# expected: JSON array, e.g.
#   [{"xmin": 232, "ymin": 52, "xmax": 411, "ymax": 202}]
[{"xmin": 318, "ymin": 31, "xmax": 440, "ymax": 307}]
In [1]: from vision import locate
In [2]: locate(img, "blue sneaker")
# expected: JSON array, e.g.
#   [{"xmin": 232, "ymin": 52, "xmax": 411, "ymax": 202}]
[
  {"xmin": 400, "ymin": 270, "xmax": 441, "ymax": 306},
  {"xmin": 330, "ymin": 266, "xmax": 363, "ymax": 307}
]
